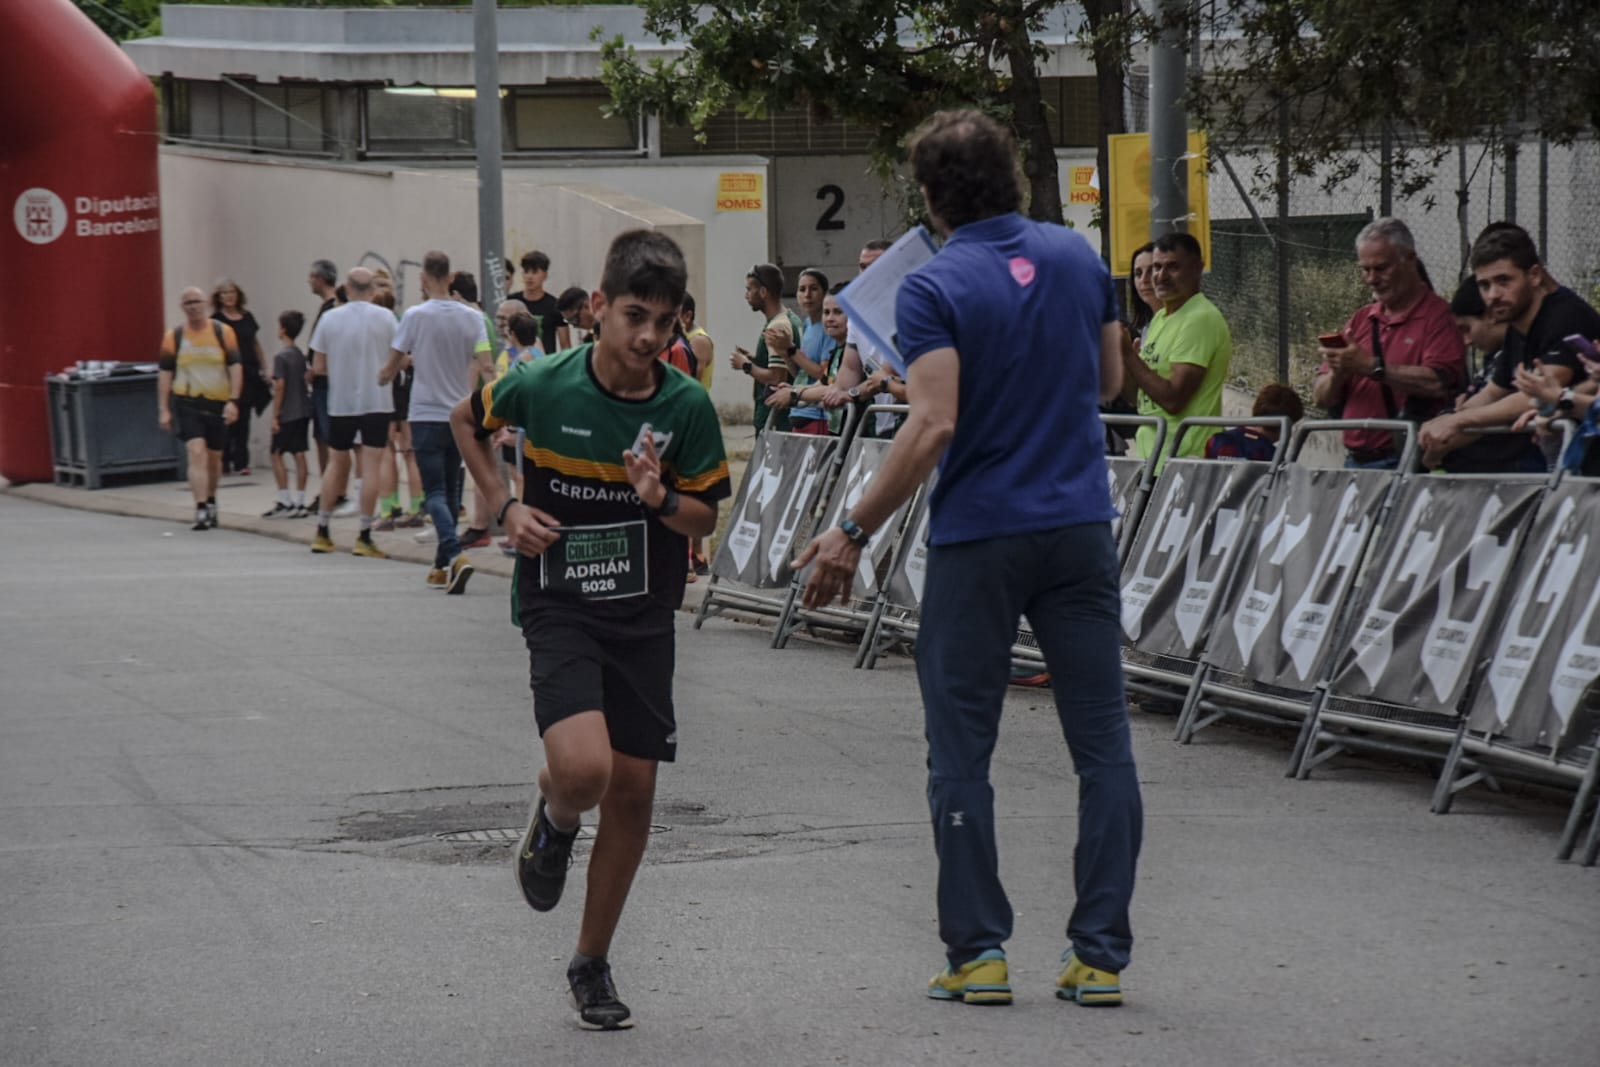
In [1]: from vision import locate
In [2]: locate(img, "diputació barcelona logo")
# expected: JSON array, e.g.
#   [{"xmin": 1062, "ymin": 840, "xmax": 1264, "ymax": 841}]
[{"xmin": 13, "ymin": 188, "xmax": 68, "ymax": 245}]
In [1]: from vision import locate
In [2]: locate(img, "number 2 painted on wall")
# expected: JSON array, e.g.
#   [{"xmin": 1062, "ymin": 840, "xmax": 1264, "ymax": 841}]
[{"xmin": 816, "ymin": 184, "xmax": 846, "ymax": 231}]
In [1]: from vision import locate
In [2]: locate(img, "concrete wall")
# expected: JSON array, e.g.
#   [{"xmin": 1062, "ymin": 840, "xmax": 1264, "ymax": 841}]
[{"xmin": 155, "ymin": 149, "xmax": 770, "ymax": 447}]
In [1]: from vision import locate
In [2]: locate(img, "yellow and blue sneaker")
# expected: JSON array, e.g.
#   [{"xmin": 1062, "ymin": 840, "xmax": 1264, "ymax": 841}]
[
  {"xmin": 927, "ymin": 949, "xmax": 1012, "ymax": 1005},
  {"xmin": 1056, "ymin": 949, "xmax": 1122, "ymax": 1006}
]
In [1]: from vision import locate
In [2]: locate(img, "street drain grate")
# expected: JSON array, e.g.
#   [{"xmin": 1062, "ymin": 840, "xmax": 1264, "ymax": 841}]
[{"xmin": 435, "ymin": 825, "xmax": 668, "ymax": 844}]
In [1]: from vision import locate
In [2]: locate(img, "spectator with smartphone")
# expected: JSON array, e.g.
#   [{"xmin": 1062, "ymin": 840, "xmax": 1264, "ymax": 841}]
[
  {"xmin": 1312, "ymin": 217, "xmax": 1464, "ymax": 470},
  {"xmin": 1419, "ymin": 224, "xmax": 1600, "ymax": 471},
  {"xmin": 1514, "ymin": 336, "xmax": 1600, "ymax": 475}
]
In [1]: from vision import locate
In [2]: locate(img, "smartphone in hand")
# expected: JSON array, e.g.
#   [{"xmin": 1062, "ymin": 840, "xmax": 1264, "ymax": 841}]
[{"xmin": 1318, "ymin": 332, "xmax": 1348, "ymax": 349}]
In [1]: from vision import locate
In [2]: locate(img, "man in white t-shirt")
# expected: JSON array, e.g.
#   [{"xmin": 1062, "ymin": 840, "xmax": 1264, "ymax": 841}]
[
  {"xmin": 380, "ymin": 249, "xmax": 492, "ymax": 593},
  {"xmin": 308, "ymin": 267, "xmax": 396, "ymax": 557}
]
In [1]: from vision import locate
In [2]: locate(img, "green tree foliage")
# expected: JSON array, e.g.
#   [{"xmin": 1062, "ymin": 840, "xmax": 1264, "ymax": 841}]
[
  {"xmin": 1110, "ymin": 1, "xmax": 1600, "ymax": 196},
  {"xmin": 599, "ymin": 0, "xmax": 1087, "ymax": 224}
]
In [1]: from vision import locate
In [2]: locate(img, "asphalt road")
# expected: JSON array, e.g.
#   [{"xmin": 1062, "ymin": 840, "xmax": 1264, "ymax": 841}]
[{"xmin": 1, "ymin": 493, "xmax": 1595, "ymax": 1066}]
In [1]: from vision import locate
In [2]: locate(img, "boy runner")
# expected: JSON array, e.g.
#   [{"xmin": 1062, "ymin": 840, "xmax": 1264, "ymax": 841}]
[{"xmin": 450, "ymin": 230, "xmax": 730, "ymax": 1031}]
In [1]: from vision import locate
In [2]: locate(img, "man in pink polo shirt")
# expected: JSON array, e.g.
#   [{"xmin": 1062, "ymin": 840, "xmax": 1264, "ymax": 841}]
[{"xmin": 1312, "ymin": 217, "xmax": 1465, "ymax": 469}]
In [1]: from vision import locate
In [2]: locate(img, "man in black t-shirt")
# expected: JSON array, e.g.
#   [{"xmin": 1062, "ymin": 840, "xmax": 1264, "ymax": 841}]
[
  {"xmin": 1419, "ymin": 225, "xmax": 1600, "ymax": 470},
  {"xmin": 508, "ymin": 249, "xmax": 570, "ymax": 354}
]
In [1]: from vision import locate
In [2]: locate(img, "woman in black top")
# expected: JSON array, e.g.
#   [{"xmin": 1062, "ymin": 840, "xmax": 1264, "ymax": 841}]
[{"xmin": 212, "ymin": 278, "xmax": 267, "ymax": 475}]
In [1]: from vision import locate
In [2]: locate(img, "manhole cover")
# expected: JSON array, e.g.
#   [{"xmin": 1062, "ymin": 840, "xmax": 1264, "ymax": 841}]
[{"xmin": 434, "ymin": 824, "xmax": 668, "ymax": 844}]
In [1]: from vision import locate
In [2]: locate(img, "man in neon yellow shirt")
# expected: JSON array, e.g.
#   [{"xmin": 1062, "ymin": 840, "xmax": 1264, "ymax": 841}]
[{"xmin": 1122, "ymin": 232, "xmax": 1231, "ymax": 464}]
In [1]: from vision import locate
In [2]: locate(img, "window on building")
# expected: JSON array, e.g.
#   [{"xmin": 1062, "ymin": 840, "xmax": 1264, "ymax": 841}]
[
  {"xmin": 166, "ymin": 78, "xmax": 331, "ymax": 155},
  {"xmin": 510, "ymin": 85, "xmax": 640, "ymax": 152},
  {"xmin": 364, "ymin": 87, "xmax": 480, "ymax": 155},
  {"xmin": 1043, "ymin": 77, "xmax": 1100, "ymax": 148}
]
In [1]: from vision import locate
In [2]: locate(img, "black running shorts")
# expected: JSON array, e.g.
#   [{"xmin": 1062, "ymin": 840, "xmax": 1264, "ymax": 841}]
[
  {"xmin": 173, "ymin": 396, "xmax": 227, "ymax": 451},
  {"xmin": 327, "ymin": 412, "xmax": 392, "ymax": 451},
  {"xmin": 522, "ymin": 613, "xmax": 677, "ymax": 763},
  {"xmin": 271, "ymin": 417, "xmax": 310, "ymax": 455}
]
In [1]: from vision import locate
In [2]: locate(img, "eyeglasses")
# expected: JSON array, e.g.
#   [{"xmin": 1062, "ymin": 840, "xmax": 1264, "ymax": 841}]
[{"xmin": 181, "ymin": 299, "xmax": 204, "ymax": 306}]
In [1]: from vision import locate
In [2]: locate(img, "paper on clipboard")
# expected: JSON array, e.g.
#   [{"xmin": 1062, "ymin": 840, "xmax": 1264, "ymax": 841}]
[{"xmin": 836, "ymin": 226, "xmax": 940, "ymax": 376}]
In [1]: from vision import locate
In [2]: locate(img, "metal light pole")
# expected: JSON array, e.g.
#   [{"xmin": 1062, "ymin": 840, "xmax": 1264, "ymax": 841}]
[
  {"xmin": 473, "ymin": 0, "xmax": 505, "ymax": 307},
  {"xmin": 1147, "ymin": 0, "xmax": 1189, "ymax": 238}
]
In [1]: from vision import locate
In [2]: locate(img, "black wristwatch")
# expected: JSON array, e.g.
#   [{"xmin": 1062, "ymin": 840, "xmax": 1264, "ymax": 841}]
[
  {"xmin": 651, "ymin": 487, "xmax": 680, "ymax": 518},
  {"xmin": 741, "ymin": 362, "xmax": 755, "ymax": 376},
  {"xmin": 847, "ymin": 386, "xmax": 861, "ymax": 399},
  {"xmin": 1367, "ymin": 362, "xmax": 1386, "ymax": 382},
  {"xmin": 1557, "ymin": 387, "xmax": 1577, "ymax": 414},
  {"xmin": 838, "ymin": 517, "xmax": 870, "ymax": 547}
]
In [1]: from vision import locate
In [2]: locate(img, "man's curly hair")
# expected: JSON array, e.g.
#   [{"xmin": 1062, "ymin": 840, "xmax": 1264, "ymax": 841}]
[{"xmin": 908, "ymin": 109, "xmax": 1022, "ymax": 232}]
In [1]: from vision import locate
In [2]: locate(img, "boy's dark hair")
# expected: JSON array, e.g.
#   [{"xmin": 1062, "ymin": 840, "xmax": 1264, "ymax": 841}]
[
  {"xmin": 747, "ymin": 263, "xmax": 785, "ymax": 299},
  {"xmin": 1469, "ymin": 223, "xmax": 1540, "ymax": 273},
  {"xmin": 507, "ymin": 309, "xmax": 540, "ymax": 347},
  {"xmin": 862, "ymin": 238, "xmax": 893, "ymax": 254},
  {"xmin": 279, "ymin": 309, "xmax": 305, "ymax": 340},
  {"xmin": 521, "ymin": 250, "xmax": 551, "ymax": 273},
  {"xmin": 907, "ymin": 109, "xmax": 1021, "ymax": 231},
  {"xmin": 422, "ymin": 250, "xmax": 450, "ymax": 281},
  {"xmin": 449, "ymin": 271, "xmax": 479, "ymax": 304},
  {"xmin": 799, "ymin": 267, "xmax": 830, "ymax": 292},
  {"xmin": 556, "ymin": 286, "xmax": 590, "ymax": 314},
  {"xmin": 601, "ymin": 230, "xmax": 688, "ymax": 306},
  {"xmin": 1450, "ymin": 274, "xmax": 1486, "ymax": 317},
  {"xmin": 1253, "ymin": 383, "xmax": 1304, "ymax": 422},
  {"xmin": 1152, "ymin": 231, "xmax": 1203, "ymax": 261},
  {"xmin": 680, "ymin": 292, "xmax": 696, "ymax": 318}
]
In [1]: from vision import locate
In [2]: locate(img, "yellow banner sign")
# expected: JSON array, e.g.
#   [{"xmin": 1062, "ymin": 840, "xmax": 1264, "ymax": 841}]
[
  {"xmin": 1106, "ymin": 131, "xmax": 1210, "ymax": 274},
  {"xmin": 716, "ymin": 172, "xmax": 764, "ymax": 212}
]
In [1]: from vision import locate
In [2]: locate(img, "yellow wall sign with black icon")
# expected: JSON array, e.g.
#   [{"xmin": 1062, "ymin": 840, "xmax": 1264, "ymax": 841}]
[
  {"xmin": 1107, "ymin": 131, "xmax": 1211, "ymax": 275},
  {"xmin": 716, "ymin": 173, "xmax": 764, "ymax": 212}
]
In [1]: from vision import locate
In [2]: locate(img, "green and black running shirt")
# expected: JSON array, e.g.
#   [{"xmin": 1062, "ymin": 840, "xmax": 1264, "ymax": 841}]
[{"xmin": 474, "ymin": 344, "xmax": 731, "ymax": 634}]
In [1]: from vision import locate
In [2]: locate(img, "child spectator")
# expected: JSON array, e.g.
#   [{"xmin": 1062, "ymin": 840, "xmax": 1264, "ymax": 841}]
[
  {"xmin": 264, "ymin": 310, "xmax": 312, "ymax": 517},
  {"xmin": 1205, "ymin": 383, "xmax": 1304, "ymax": 461}
]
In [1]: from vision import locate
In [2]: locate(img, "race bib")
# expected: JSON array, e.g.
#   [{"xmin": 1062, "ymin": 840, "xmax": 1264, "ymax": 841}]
[{"xmin": 539, "ymin": 521, "xmax": 649, "ymax": 600}]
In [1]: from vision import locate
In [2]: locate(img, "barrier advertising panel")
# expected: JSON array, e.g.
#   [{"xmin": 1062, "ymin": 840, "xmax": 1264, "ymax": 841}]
[
  {"xmin": 1330, "ymin": 479, "xmax": 1542, "ymax": 713},
  {"xmin": 711, "ymin": 431, "xmax": 838, "ymax": 588}
]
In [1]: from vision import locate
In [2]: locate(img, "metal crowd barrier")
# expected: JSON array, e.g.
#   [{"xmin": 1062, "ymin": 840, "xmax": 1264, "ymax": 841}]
[
  {"xmin": 856, "ymin": 413, "xmax": 1163, "ymax": 672},
  {"xmin": 773, "ymin": 405, "xmax": 916, "ymax": 649},
  {"xmin": 1116, "ymin": 415, "xmax": 1290, "ymax": 709},
  {"xmin": 693, "ymin": 407, "xmax": 1600, "ymax": 864},
  {"xmin": 694, "ymin": 404, "xmax": 859, "ymax": 630},
  {"xmin": 1170, "ymin": 419, "xmax": 1417, "ymax": 751}
]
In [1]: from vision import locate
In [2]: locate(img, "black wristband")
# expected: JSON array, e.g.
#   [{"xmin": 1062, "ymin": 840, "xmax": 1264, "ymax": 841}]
[
  {"xmin": 652, "ymin": 487, "xmax": 680, "ymax": 518},
  {"xmin": 496, "ymin": 498, "xmax": 519, "ymax": 525},
  {"xmin": 741, "ymin": 363, "xmax": 754, "ymax": 376}
]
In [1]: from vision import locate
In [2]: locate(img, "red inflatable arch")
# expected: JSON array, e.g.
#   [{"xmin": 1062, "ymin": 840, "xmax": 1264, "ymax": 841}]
[{"xmin": 0, "ymin": 0, "xmax": 163, "ymax": 484}]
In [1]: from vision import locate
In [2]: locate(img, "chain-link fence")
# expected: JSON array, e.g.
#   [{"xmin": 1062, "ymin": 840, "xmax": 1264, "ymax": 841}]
[{"xmin": 1198, "ymin": 135, "xmax": 1600, "ymax": 403}]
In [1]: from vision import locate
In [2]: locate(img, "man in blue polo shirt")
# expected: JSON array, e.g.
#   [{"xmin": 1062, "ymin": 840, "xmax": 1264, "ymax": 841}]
[{"xmin": 797, "ymin": 109, "xmax": 1142, "ymax": 1008}]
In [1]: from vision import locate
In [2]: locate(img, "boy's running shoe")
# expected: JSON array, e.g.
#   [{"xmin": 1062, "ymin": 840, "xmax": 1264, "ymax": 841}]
[
  {"xmin": 514, "ymin": 797, "xmax": 577, "ymax": 912},
  {"xmin": 567, "ymin": 957, "xmax": 634, "ymax": 1031},
  {"xmin": 1055, "ymin": 949, "xmax": 1122, "ymax": 1006},
  {"xmin": 927, "ymin": 949, "xmax": 1012, "ymax": 1005},
  {"xmin": 310, "ymin": 532, "xmax": 336, "ymax": 553},
  {"xmin": 262, "ymin": 502, "xmax": 293, "ymax": 519}
]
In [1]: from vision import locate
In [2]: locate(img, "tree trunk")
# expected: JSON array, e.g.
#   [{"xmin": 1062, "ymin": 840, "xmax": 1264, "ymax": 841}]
[
  {"xmin": 1083, "ymin": 0, "xmax": 1129, "ymax": 262},
  {"xmin": 999, "ymin": 12, "xmax": 1063, "ymax": 225}
]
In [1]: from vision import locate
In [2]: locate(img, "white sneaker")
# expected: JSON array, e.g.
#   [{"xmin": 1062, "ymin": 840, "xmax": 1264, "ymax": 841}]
[
  {"xmin": 332, "ymin": 496, "xmax": 358, "ymax": 517},
  {"xmin": 412, "ymin": 526, "xmax": 437, "ymax": 543}
]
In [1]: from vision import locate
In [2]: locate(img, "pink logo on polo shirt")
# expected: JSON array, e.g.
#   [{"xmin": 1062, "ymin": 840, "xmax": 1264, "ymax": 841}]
[{"xmin": 1008, "ymin": 257, "xmax": 1036, "ymax": 287}]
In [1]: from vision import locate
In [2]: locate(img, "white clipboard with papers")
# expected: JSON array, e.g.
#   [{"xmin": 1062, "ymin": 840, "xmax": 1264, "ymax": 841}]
[{"xmin": 836, "ymin": 226, "xmax": 940, "ymax": 376}]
